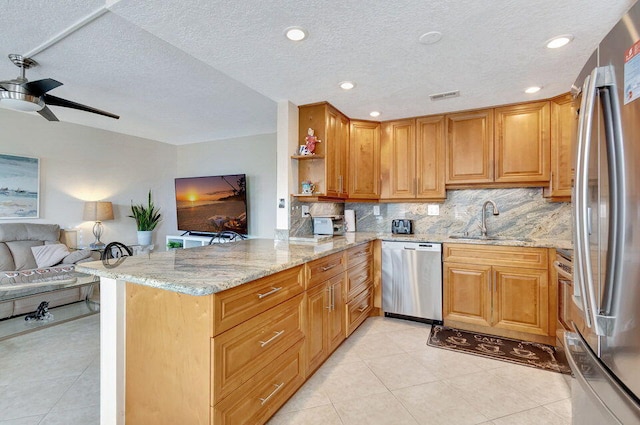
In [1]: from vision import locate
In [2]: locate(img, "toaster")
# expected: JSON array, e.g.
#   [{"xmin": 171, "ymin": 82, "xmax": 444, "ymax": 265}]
[
  {"xmin": 391, "ymin": 219, "xmax": 413, "ymax": 234},
  {"xmin": 313, "ymin": 215, "xmax": 345, "ymax": 235}
]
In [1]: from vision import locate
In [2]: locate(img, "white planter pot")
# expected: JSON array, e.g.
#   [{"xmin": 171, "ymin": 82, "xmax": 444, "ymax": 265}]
[{"xmin": 137, "ymin": 231, "xmax": 153, "ymax": 245}]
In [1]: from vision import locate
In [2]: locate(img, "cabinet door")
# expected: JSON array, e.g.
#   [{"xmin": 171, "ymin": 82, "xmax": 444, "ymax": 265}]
[
  {"xmin": 349, "ymin": 120, "xmax": 380, "ymax": 199},
  {"xmin": 545, "ymin": 93, "xmax": 576, "ymax": 199},
  {"xmin": 446, "ymin": 110, "xmax": 494, "ymax": 184},
  {"xmin": 305, "ymin": 283, "xmax": 328, "ymax": 374},
  {"xmin": 495, "ymin": 101, "xmax": 550, "ymax": 183},
  {"xmin": 492, "ymin": 266, "xmax": 549, "ymax": 336},
  {"xmin": 380, "ymin": 119, "xmax": 416, "ymax": 198},
  {"xmin": 443, "ymin": 262, "xmax": 492, "ymax": 327},
  {"xmin": 327, "ymin": 274, "xmax": 346, "ymax": 353},
  {"xmin": 416, "ymin": 115, "xmax": 446, "ymax": 199},
  {"xmin": 325, "ymin": 108, "xmax": 340, "ymax": 197},
  {"xmin": 338, "ymin": 113, "xmax": 350, "ymax": 198}
]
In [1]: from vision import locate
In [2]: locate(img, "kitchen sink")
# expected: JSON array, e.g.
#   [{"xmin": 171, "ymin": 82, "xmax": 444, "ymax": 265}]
[{"xmin": 448, "ymin": 235, "xmax": 533, "ymax": 243}]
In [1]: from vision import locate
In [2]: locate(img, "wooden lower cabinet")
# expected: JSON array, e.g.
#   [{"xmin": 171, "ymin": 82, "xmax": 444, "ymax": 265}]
[
  {"xmin": 125, "ymin": 246, "xmax": 376, "ymax": 425},
  {"xmin": 443, "ymin": 243, "xmax": 553, "ymax": 344},
  {"xmin": 305, "ymin": 272, "xmax": 346, "ymax": 375},
  {"xmin": 212, "ymin": 340, "xmax": 306, "ymax": 425},
  {"xmin": 443, "ymin": 262, "xmax": 492, "ymax": 328}
]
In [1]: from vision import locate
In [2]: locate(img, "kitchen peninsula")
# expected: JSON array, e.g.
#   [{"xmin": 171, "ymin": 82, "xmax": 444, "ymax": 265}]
[{"xmin": 76, "ymin": 233, "xmax": 570, "ymax": 425}]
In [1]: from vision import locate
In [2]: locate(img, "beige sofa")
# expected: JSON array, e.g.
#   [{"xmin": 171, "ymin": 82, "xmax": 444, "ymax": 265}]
[{"xmin": 0, "ymin": 223, "xmax": 97, "ymax": 320}]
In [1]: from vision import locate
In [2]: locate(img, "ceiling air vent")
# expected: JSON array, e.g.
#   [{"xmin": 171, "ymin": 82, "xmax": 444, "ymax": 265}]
[{"xmin": 429, "ymin": 90, "xmax": 460, "ymax": 101}]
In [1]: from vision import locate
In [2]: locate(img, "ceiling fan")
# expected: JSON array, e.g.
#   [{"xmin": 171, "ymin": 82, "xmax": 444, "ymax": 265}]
[{"xmin": 0, "ymin": 54, "xmax": 119, "ymax": 121}]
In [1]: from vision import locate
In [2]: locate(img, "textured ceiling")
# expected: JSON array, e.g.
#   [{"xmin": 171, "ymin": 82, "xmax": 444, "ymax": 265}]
[{"xmin": 0, "ymin": 0, "xmax": 636, "ymax": 144}]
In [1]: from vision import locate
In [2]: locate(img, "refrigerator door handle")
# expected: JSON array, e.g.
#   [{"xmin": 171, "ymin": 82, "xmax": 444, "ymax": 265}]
[{"xmin": 574, "ymin": 67, "xmax": 599, "ymax": 329}]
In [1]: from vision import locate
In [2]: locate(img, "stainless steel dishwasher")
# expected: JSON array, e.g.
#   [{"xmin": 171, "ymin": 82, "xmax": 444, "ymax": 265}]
[{"xmin": 381, "ymin": 240, "xmax": 443, "ymax": 323}]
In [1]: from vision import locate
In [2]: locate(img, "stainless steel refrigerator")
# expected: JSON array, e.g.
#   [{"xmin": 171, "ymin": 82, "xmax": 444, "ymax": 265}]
[{"xmin": 567, "ymin": 1, "xmax": 640, "ymax": 423}]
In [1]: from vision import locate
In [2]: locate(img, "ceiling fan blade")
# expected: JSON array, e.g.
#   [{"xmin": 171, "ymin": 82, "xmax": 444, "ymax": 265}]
[
  {"xmin": 37, "ymin": 105, "xmax": 59, "ymax": 121},
  {"xmin": 43, "ymin": 94, "xmax": 119, "ymax": 119},
  {"xmin": 22, "ymin": 78, "xmax": 63, "ymax": 96}
]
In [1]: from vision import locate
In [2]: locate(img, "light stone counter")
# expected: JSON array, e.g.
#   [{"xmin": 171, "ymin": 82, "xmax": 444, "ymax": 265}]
[
  {"xmin": 76, "ymin": 232, "xmax": 571, "ymax": 297},
  {"xmin": 75, "ymin": 233, "xmax": 379, "ymax": 296}
]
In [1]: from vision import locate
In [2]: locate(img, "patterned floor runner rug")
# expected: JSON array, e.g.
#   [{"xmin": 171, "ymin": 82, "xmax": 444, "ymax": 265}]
[{"xmin": 427, "ymin": 325, "xmax": 571, "ymax": 374}]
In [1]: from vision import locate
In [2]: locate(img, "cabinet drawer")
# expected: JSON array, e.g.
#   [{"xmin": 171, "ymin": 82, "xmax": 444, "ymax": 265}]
[
  {"xmin": 212, "ymin": 340, "xmax": 305, "ymax": 425},
  {"xmin": 443, "ymin": 243, "xmax": 548, "ymax": 269},
  {"xmin": 211, "ymin": 294, "xmax": 304, "ymax": 404},
  {"xmin": 307, "ymin": 251, "xmax": 346, "ymax": 289},
  {"xmin": 346, "ymin": 242, "xmax": 372, "ymax": 268},
  {"xmin": 346, "ymin": 285, "xmax": 373, "ymax": 337},
  {"xmin": 213, "ymin": 266, "xmax": 304, "ymax": 335},
  {"xmin": 346, "ymin": 260, "xmax": 372, "ymax": 301}
]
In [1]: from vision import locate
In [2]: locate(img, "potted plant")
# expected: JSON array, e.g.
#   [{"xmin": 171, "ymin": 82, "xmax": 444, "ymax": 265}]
[{"xmin": 129, "ymin": 190, "xmax": 161, "ymax": 245}]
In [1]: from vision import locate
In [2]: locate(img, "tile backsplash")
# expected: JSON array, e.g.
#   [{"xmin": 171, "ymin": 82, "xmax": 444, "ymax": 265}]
[{"xmin": 289, "ymin": 188, "xmax": 572, "ymax": 241}]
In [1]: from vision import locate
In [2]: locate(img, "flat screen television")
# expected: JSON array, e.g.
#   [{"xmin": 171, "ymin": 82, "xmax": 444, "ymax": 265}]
[{"xmin": 175, "ymin": 174, "xmax": 248, "ymax": 235}]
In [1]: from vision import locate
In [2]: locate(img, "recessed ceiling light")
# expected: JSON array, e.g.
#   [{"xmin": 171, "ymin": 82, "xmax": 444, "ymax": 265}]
[
  {"xmin": 525, "ymin": 86, "xmax": 542, "ymax": 94},
  {"xmin": 369, "ymin": 111, "xmax": 381, "ymax": 118},
  {"xmin": 419, "ymin": 31, "xmax": 442, "ymax": 45},
  {"xmin": 339, "ymin": 81, "xmax": 355, "ymax": 90},
  {"xmin": 285, "ymin": 26, "xmax": 307, "ymax": 41},
  {"xmin": 546, "ymin": 35, "xmax": 574, "ymax": 49}
]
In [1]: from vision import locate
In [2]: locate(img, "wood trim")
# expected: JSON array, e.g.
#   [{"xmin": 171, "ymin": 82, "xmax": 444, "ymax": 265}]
[{"xmin": 443, "ymin": 243, "xmax": 548, "ymax": 269}]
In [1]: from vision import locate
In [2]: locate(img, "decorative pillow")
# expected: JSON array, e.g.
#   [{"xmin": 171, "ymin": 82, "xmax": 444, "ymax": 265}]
[
  {"xmin": 61, "ymin": 249, "xmax": 93, "ymax": 264},
  {"xmin": 30, "ymin": 243, "xmax": 70, "ymax": 268}
]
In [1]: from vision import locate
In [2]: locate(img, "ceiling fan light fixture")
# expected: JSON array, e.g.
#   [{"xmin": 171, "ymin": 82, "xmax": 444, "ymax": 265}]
[
  {"xmin": 285, "ymin": 26, "xmax": 308, "ymax": 41},
  {"xmin": 546, "ymin": 35, "xmax": 574, "ymax": 49},
  {"xmin": 0, "ymin": 91, "xmax": 44, "ymax": 112}
]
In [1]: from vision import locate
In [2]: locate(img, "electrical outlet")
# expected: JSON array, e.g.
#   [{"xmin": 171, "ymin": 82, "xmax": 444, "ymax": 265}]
[
  {"xmin": 373, "ymin": 205, "xmax": 380, "ymax": 216},
  {"xmin": 301, "ymin": 205, "xmax": 310, "ymax": 217},
  {"xmin": 427, "ymin": 204, "xmax": 440, "ymax": 216}
]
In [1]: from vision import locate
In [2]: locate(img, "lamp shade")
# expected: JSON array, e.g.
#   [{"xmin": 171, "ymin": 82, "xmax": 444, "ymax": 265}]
[{"xmin": 83, "ymin": 201, "xmax": 114, "ymax": 222}]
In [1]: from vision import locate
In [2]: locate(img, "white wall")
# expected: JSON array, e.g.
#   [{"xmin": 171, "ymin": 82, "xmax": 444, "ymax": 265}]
[
  {"xmin": 0, "ymin": 108, "xmax": 177, "ymax": 248},
  {"xmin": 176, "ymin": 133, "xmax": 277, "ymax": 238}
]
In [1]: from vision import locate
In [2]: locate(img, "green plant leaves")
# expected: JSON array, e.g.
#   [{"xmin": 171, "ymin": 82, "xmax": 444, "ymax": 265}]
[{"xmin": 129, "ymin": 190, "xmax": 162, "ymax": 231}]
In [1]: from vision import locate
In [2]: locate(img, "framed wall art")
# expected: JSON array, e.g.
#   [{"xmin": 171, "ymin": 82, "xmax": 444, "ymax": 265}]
[{"xmin": 0, "ymin": 153, "xmax": 40, "ymax": 219}]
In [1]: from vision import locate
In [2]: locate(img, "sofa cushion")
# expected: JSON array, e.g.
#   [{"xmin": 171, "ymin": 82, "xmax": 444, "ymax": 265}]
[
  {"xmin": 61, "ymin": 249, "xmax": 92, "ymax": 264},
  {"xmin": 0, "ymin": 243, "xmax": 14, "ymax": 271},
  {"xmin": 31, "ymin": 244, "xmax": 70, "ymax": 268},
  {"xmin": 6, "ymin": 241, "xmax": 42, "ymax": 270},
  {"xmin": 0, "ymin": 223, "xmax": 60, "ymax": 243}
]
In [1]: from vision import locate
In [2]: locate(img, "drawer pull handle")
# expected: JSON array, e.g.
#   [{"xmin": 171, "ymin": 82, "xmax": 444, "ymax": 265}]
[
  {"xmin": 357, "ymin": 305, "xmax": 369, "ymax": 313},
  {"xmin": 320, "ymin": 263, "xmax": 340, "ymax": 272},
  {"xmin": 259, "ymin": 330, "xmax": 285, "ymax": 347},
  {"xmin": 259, "ymin": 382, "xmax": 284, "ymax": 405},
  {"xmin": 257, "ymin": 286, "xmax": 283, "ymax": 299},
  {"xmin": 354, "ymin": 251, "xmax": 368, "ymax": 257}
]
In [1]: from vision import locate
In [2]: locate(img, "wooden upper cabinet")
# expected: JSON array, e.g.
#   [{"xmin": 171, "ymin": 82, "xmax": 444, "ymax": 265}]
[
  {"xmin": 416, "ymin": 116, "xmax": 446, "ymax": 199},
  {"xmin": 381, "ymin": 119, "xmax": 416, "ymax": 199},
  {"xmin": 349, "ymin": 120, "xmax": 380, "ymax": 199},
  {"xmin": 544, "ymin": 93, "xmax": 576, "ymax": 200},
  {"xmin": 495, "ymin": 101, "xmax": 550, "ymax": 183},
  {"xmin": 446, "ymin": 109, "xmax": 494, "ymax": 184},
  {"xmin": 297, "ymin": 103, "xmax": 348, "ymax": 198}
]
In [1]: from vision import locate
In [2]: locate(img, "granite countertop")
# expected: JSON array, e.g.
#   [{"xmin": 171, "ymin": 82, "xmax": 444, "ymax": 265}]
[{"xmin": 76, "ymin": 232, "xmax": 571, "ymax": 296}]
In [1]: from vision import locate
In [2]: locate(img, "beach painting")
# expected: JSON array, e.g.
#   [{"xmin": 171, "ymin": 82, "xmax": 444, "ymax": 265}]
[{"xmin": 0, "ymin": 154, "xmax": 40, "ymax": 219}]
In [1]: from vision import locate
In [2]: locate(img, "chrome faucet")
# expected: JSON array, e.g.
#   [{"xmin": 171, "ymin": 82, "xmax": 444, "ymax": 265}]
[{"xmin": 480, "ymin": 200, "xmax": 500, "ymax": 237}]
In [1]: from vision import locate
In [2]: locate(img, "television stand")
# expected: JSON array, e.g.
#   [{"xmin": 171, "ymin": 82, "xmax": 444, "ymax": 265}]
[{"xmin": 167, "ymin": 234, "xmax": 213, "ymax": 249}]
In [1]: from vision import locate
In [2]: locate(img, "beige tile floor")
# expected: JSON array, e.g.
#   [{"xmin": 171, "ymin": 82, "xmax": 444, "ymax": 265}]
[
  {"xmin": 268, "ymin": 316, "xmax": 573, "ymax": 425},
  {"xmin": 0, "ymin": 313, "xmax": 572, "ymax": 425}
]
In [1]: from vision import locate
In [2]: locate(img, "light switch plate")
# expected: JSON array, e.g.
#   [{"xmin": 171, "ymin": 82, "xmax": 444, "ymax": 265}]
[
  {"xmin": 373, "ymin": 205, "xmax": 381, "ymax": 216},
  {"xmin": 427, "ymin": 204, "xmax": 440, "ymax": 216}
]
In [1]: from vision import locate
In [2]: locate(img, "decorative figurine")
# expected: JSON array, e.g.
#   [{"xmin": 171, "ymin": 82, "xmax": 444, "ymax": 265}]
[
  {"xmin": 25, "ymin": 301, "xmax": 52, "ymax": 321},
  {"xmin": 305, "ymin": 128, "xmax": 321, "ymax": 154}
]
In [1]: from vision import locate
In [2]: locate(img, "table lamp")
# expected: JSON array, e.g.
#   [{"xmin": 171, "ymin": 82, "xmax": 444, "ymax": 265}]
[{"xmin": 83, "ymin": 201, "xmax": 114, "ymax": 249}]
